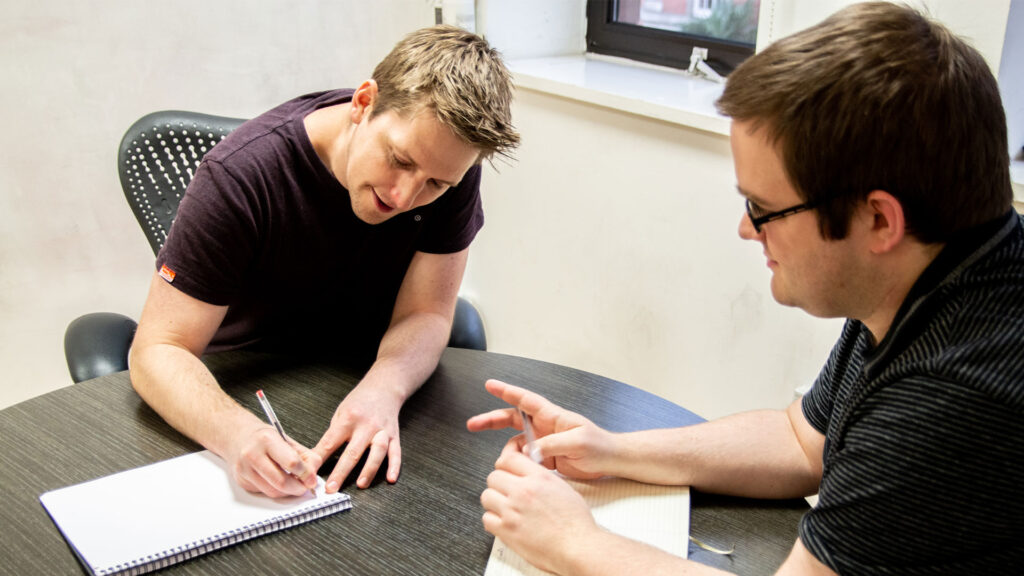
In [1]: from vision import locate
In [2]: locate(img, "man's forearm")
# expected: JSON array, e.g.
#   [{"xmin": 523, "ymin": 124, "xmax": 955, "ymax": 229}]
[
  {"xmin": 129, "ymin": 343, "xmax": 265, "ymax": 458},
  {"xmin": 362, "ymin": 310, "xmax": 452, "ymax": 399},
  {"xmin": 607, "ymin": 406, "xmax": 822, "ymax": 499},
  {"xmin": 559, "ymin": 528, "xmax": 732, "ymax": 576}
]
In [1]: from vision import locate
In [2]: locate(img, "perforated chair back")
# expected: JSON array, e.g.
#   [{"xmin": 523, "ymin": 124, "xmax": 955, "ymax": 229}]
[{"xmin": 118, "ymin": 111, "xmax": 246, "ymax": 256}]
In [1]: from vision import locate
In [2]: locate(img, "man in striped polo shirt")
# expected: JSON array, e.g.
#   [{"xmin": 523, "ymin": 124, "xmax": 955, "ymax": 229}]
[{"xmin": 469, "ymin": 3, "xmax": 1023, "ymax": 574}]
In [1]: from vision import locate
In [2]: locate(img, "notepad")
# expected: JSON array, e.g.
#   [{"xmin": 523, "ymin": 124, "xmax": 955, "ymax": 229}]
[
  {"xmin": 484, "ymin": 475, "xmax": 690, "ymax": 576},
  {"xmin": 39, "ymin": 450, "xmax": 352, "ymax": 576}
]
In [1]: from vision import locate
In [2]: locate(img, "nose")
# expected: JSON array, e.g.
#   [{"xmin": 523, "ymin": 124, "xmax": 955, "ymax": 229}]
[
  {"xmin": 387, "ymin": 173, "xmax": 425, "ymax": 212},
  {"xmin": 738, "ymin": 210, "xmax": 761, "ymax": 241}
]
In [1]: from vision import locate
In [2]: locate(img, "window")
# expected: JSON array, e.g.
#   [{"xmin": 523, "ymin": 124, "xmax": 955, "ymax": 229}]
[{"xmin": 586, "ymin": 0, "xmax": 760, "ymax": 76}]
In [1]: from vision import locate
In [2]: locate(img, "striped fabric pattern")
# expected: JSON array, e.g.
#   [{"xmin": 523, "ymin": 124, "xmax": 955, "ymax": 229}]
[{"xmin": 799, "ymin": 213, "xmax": 1024, "ymax": 574}]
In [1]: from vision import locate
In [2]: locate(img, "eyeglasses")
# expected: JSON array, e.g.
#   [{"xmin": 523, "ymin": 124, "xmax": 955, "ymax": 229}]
[{"xmin": 745, "ymin": 197, "xmax": 818, "ymax": 233}]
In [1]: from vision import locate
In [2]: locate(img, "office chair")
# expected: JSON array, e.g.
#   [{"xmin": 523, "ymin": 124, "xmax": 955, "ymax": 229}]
[{"xmin": 64, "ymin": 110, "xmax": 486, "ymax": 383}]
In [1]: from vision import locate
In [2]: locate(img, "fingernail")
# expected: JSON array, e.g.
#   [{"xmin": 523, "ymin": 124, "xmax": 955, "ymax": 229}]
[{"xmin": 326, "ymin": 481, "xmax": 338, "ymax": 493}]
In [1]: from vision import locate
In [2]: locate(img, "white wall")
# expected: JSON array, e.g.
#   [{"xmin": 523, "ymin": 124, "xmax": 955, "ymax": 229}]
[
  {"xmin": 463, "ymin": 91, "xmax": 842, "ymax": 419},
  {"xmin": 762, "ymin": 0, "xmax": 1012, "ymax": 73},
  {"xmin": 2, "ymin": 0, "xmax": 1019, "ymax": 421},
  {"xmin": 1002, "ymin": 1, "xmax": 1024, "ymax": 161},
  {"xmin": 0, "ymin": 0, "xmax": 434, "ymax": 408},
  {"xmin": 462, "ymin": 0, "xmax": 1020, "ymax": 420}
]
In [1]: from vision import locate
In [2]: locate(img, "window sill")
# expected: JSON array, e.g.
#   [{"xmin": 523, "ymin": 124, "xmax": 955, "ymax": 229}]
[
  {"xmin": 507, "ymin": 54, "xmax": 730, "ymax": 137},
  {"xmin": 507, "ymin": 56, "xmax": 1024, "ymax": 201}
]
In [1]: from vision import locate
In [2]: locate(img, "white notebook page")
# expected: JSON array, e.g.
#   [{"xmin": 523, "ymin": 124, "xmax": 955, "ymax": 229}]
[
  {"xmin": 485, "ymin": 475, "xmax": 690, "ymax": 576},
  {"xmin": 40, "ymin": 450, "xmax": 348, "ymax": 574}
]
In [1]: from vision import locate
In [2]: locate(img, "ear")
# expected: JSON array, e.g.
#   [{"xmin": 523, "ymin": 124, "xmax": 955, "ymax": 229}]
[
  {"xmin": 350, "ymin": 80, "xmax": 379, "ymax": 124},
  {"xmin": 864, "ymin": 190, "xmax": 906, "ymax": 254}
]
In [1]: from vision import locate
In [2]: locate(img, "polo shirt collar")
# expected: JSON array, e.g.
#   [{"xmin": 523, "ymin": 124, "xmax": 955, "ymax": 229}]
[{"xmin": 863, "ymin": 209, "xmax": 1019, "ymax": 373}]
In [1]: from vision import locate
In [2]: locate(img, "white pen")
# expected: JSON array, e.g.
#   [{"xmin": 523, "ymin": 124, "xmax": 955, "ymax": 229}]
[
  {"xmin": 517, "ymin": 408, "xmax": 543, "ymax": 464},
  {"xmin": 256, "ymin": 389, "xmax": 315, "ymax": 497}
]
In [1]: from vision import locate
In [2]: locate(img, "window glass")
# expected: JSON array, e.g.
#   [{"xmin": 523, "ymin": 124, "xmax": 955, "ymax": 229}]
[
  {"xmin": 615, "ymin": 0, "xmax": 759, "ymax": 45},
  {"xmin": 587, "ymin": 0, "xmax": 760, "ymax": 75}
]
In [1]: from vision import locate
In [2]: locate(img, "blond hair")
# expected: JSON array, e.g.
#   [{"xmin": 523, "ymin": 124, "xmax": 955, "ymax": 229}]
[{"xmin": 371, "ymin": 25, "xmax": 520, "ymax": 162}]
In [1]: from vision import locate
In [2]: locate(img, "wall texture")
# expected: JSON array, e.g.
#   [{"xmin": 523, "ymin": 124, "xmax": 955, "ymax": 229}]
[
  {"xmin": 465, "ymin": 0, "xmax": 1023, "ymax": 420},
  {"xmin": 0, "ymin": 0, "xmax": 433, "ymax": 408},
  {"xmin": 462, "ymin": 89, "xmax": 843, "ymax": 420},
  {"xmin": 2, "ymin": 0, "xmax": 1018, "ymax": 421}
]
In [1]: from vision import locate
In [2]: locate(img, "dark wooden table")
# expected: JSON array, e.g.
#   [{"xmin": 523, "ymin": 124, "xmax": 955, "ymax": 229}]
[{"xmin": 0, "ymin": 348, "xmax": 806, "ymax": 575}]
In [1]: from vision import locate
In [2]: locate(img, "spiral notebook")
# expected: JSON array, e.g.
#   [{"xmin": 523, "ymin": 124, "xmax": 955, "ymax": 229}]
[
  {"xmin": 484, "ymin": 476, "xmax": 689, "ymax": 575},
  {"xmin": 39, "ymin": 450, "xmax": 352, "ymax": 576}
]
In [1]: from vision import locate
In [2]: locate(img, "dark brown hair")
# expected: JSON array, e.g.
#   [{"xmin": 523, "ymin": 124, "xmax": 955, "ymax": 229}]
[{"xmin": 717, "ymin": 2, "xmax": 1011, "ymax": 242}]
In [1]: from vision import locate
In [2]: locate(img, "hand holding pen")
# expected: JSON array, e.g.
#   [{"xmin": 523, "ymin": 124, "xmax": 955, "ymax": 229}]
[
  {"xmin": 473, "ymin": 383, "xmax": 606, "ymax": 574},
  {"xmin": 256, "ymin": 389, "xmax": 318, "ymax": 497},
  {"xmin": 467, "ymin": 379, "xmax": 612, "ymax": 481},
  {"xmin": 517, "ymin": 408, "xmax": 543, "ymax": 464}
]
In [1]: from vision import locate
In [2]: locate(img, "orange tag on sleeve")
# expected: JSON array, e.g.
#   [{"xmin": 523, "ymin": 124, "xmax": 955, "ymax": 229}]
[{"xmin": 159, "ymin": 264, "xmax": 176, "ymax": 283}]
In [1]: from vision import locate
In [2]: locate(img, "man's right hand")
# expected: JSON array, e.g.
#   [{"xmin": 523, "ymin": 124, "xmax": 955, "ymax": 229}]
[
  {"xmin": 130, "ymin": 272, "xmax": 324, "ymax": 500},
  {"xmin": 466, "ymin": 379, "xmax": 618, "ymax": 480},
  {"xmin": 227, "ymin": 422, "xmax": 322, "ymax": 498}
]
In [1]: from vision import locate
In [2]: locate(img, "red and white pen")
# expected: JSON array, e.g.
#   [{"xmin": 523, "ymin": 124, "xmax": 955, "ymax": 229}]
[
  {"xmin": 256, "ymin": 389, "xmax": 287, "ymax": 439},
  {"xmin": 256, "ymin": 389, "xmax": 315, "ymax": 497}
]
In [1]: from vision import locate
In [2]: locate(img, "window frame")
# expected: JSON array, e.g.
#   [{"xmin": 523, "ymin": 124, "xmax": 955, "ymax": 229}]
[{"xmin": 585, "ymin": 0, "xmax": 756, "ymax": 76}]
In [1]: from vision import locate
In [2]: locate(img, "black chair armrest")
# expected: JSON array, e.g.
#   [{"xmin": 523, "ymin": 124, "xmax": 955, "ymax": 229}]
[
  {"xmin": 64, "ymin": 312, "xmax": 138, "ymax": 383},
  {"xmin": 448, "ymin": 297, "xmax": 487, "ymax": 351},
  {"xmin": 66, "ymin": 300, "xmax": 481, "ymax": 382}
]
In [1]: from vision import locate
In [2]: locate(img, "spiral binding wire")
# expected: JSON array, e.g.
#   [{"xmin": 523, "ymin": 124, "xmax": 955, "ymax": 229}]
[{"xmin": 96, "ymin": 494, "xmax": 352, "ymax": 576}]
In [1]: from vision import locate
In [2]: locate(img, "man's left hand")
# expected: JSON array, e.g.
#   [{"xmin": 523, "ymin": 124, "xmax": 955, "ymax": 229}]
[
  {"xmin": 313, "ymin": 379, "xmax": 404, "ymax": 491},
  {"xmin": 481, "ymin": 438, "xmax": 600, "ymax": 575}
]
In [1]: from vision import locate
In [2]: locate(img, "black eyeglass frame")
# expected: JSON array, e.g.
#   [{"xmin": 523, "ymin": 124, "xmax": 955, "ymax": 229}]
[{"xmin": 745, "ymin": 198, "xmax": 819, "ymax": 233}]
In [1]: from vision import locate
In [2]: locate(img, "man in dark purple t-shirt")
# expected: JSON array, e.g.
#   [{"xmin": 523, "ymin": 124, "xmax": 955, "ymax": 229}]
[{"xmin": 128, "ymin": 26, "xmax": 519, "ymax": 499}]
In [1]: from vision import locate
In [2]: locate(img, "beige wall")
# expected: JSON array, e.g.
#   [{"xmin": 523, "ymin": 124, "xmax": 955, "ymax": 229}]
[
  {"xmin": 0, "ymin": 0, "xmax": 434, "ymax": 408},
  {"xmin": 462, "ymin": 89, "xmax": 843, "ymax": 420},
  {"xmin": 462, "ymin": 0, "xmax": 1023, "ymax": 420},
  {"xmin": 3, "ymin": 0, "xmax": 839, "ymax": 418},
  {"xmin": 763, "ymin": 0, "xmax": 1013, "ymax": 72},
  {"xmin": 2, "ymin": 1, "xmax": 1019, "ymax": 421}
]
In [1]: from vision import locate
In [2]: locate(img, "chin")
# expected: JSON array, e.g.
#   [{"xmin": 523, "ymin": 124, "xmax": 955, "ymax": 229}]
[
  {"xmin": 356, "ymin": 211, "xmax": 390, "ymax": 225},
  {"xmin": 770, "ymin": 283, "xmax": 806, "ymax": 312},
  {"xmin": 774, "ymin": 290, "xmax": 840, "ymax": 319},
  {"xmin": 769, "ymin": 278, "xmax": 789, "ymax": 306},
  {"xmin": 349, "ymin": 199, "xmax": 387, "ymax": 225}
]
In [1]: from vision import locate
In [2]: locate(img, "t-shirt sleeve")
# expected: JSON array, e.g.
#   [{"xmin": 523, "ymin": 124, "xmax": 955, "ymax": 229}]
[
  {"xmin": 415, "ymin": 164, "xmax": 484, "ymax": 254},
  {"xmin": 798, "ymin": 377, "xmax": 1024, "ymax": 573},
  {"xmin": 801, "ymin": 320, "xmax": 859, "ymax": 434},
  {"xmin": 155, "ymin": 159, "xmax": 260, "ymax": 305},
  {"xmin": 801, "ymin": 372, "xmax": 834, "ymax": 436}
]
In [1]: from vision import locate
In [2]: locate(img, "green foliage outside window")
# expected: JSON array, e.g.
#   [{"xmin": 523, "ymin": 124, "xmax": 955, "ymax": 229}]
[{"xmin": 677, "ymin": 1, "xmax": 758, "ymax": 45}]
